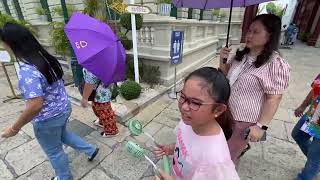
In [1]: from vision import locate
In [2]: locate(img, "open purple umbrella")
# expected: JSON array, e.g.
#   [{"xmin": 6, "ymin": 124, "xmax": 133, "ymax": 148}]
[
  {"xmin": 64, "ymin": 12, "xmax": 126, "ymax": 84},
  {"xmin": 173, "ymin": 0, "xmax": 274, "ymax": 62}
]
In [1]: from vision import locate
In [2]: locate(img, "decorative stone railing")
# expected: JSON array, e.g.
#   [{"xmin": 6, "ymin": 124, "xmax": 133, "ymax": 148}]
[{"xmin": 126, "ymin": 17, "xmax": 243, "ymax": 85}]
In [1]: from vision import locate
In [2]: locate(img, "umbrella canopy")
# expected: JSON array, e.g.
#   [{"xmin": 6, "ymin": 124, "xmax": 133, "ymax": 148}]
[
  {"xmin": 172, "ymin": 0, "xmax": 274, "ymax": 63},
  {"xmin": 173, "ymin": 0, "xmax": 273, "ymax": 9},
  {"xmin": 64, "ymin": 12, "xmax": 126, "ymax": 85}
]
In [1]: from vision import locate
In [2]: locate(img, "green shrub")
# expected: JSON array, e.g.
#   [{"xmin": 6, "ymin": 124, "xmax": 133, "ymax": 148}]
[
  {"xmin": 300, "ymin": 32, "xmax": 312, "ymax": 42},
  {"xmin": 50, "ymin": 22, "xmax": 71, "ymax": 56},
  {"xmin": 117, "ymin": 32, "xmax": 133, "ymax": 50},
  {"xmin": 83, "ymin": 0, "xmax": 99, "ymax": 17},
  {"xmin": 52, "ymin": 5, "xmax": 75, "ymax": 18},
  {"xmin": 157, "ymin": 0, "xmax": 172, "ymax": 4},
  {"xmin": 0, "ymin": 13, "xmax": 36, "ymax": 35},
  {"xmin": 142, "ymin": 65, "xmax": 161, "ymax": 88},
  {"xmin": 120, "ymin": 80, "xmax": 142, "ymax": 100},
  {"xmin": 35, "ymin": 7, "xmax": 48, "ymax": 15},
  {"xmin": 110, "ymin": 83, "xmax": 119, "ymax": 100},
  {"xmin": 125, "ymin": 57, "xmax": 144, "ymax": 80},
  {"xmin": 266, "ymin": 2, "xmax": 284, "ymax": 17},
  {"xmin": 212, "ymin": 9, "xmax": 220, "ymax": 16},
  {"xmin": 219, "ymin": 11, "xmax": 227, "ymax": 18},
  {"xmin": 120, "ymin": 13, "xmax": 143, "ymax": 31}
]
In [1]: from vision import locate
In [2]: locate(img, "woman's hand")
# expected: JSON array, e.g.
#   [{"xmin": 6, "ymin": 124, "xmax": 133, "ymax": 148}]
[
  {"xmin": 219, "ymin": 47, "xmax": 232, "ymax": 62},
  {"xmin": 294, "ymin": 105, "xmax": 306, "ymax": 117},
  {"xmin": 154, "ymin": 169, "xmax": 173, "ymax": 180},
  {"xmin": 1, "ymin": 126, "xmax": 19, "ymax": 138},
  {"xmin": 248, "ymin": 125, "xmax": 265, "ymax": 142},
  {"xmin": 154, "ymin": 144, "xmax": 174, "ymax": 159}
]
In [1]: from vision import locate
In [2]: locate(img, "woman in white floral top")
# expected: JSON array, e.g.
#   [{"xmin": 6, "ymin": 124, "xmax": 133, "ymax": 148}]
[{"xmin": 81, "ymin": 68, "xmax": 119, "ymax": 137}]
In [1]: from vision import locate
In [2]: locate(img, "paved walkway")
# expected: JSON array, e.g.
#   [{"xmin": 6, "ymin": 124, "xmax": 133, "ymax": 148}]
[{"xmin": 0, "ymin": 41, "xmax": 319, "ymax": 179}]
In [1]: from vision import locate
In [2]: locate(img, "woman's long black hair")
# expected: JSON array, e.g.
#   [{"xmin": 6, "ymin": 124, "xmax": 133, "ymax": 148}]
[
  {"xmin": 235, "ymin": 14, "xmax": 281, "ymax": 68},
  {"xmin": 0, "ymin": 23, "xmax": 63, "ymax": 84},
  {"xmin": 185, "ymin": 67, "xmax": 234, "ymax": 140}
]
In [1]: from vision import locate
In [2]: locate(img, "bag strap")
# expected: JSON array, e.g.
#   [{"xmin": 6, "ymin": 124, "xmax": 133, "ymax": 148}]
[{"xmin": 96, "ymin": 80, "xmax": 101, "ymax": 89}]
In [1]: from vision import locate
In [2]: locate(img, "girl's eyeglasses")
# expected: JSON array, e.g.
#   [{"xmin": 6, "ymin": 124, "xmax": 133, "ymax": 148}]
[{"xmin": 176, "ymin": 91, "xmax": 216, "ymax": 111}]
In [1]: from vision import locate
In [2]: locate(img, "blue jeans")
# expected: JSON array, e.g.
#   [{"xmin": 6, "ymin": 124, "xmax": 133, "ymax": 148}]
[
  {"xmin": 32, "ymin": 104, "xmax": 96, "ymax": 180},
  {"xmin": 292, "ymin": 114, "xmax": 320, "ymax": 180}
]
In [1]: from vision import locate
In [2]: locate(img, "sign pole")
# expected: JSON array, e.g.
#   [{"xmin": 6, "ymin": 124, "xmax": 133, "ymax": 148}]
[
  {"xmin": 168, "ymin": 31, "xmax": 184, "ymax": 99},
  {"xmin": 173, "ymin": 65, "xmax": 177, "ymax": 97},
  {"xmin": 130, "ymin": 0, "xmax": 140, "ymax": 84}
]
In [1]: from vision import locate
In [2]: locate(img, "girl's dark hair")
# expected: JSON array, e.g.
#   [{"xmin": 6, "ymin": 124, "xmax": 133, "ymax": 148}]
[
  {"xmin": 235, "ymin": 14, "xmax": 281, "ymax": 68},
  {"xmin": 185, "ymin": 67, "xmax": 234, "ymax": 140},
  {"xmin": 0, "ymin": 23, "xmax": 63, "ymax": 84}
]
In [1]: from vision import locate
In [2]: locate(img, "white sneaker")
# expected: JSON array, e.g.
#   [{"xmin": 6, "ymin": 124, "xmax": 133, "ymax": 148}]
[
  {"xmin": 100, "ymin": 132, "xmax": 119, "ymax": 138},
  {"xmin": 93, "ymin": 119, "xmax": 103, "ymax": 128}
]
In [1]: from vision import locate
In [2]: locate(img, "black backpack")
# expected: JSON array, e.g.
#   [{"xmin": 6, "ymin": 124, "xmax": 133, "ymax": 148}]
[{"xmin": 78, "ymin": 79, "xmax": 101, "ymax": 101}]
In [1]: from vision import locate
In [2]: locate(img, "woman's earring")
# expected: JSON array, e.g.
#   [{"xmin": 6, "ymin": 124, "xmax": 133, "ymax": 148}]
[{"xmin": 214, "ymin": 114, "xmax": 219, "ymax": 118}]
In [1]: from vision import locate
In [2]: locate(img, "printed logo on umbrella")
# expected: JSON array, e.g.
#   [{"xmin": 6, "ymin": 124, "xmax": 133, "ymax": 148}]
[{"xmin": 75, "ymin": 41, "xmax": 88, "ymax": 49}]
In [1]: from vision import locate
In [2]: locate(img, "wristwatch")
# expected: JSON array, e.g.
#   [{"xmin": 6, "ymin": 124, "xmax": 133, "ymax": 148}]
[{"xmin": 256, "ymin": 122, "xmax": 268, "ymax": 131}]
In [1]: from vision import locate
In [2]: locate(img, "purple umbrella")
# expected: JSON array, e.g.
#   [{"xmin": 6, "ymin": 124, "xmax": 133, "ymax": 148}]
[
  {"xmin": 64, "ymin": 12, "xmax": 126, "ymax": 84},
  {"xmin": 173, "ymin": 0, "xmax": 274, "ymax": 62}
]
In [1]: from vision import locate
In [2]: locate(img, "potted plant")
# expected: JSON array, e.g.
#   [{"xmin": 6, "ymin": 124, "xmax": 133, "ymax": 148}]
[
  {"xmin": 212, "ymin": 9, "xmax": 220, "ymax": 21},
  {"xmin": 192, "ymin": 9, "xmax": 201, "ymax": 20},
  {"xmin": 177, "ymin": 8, "xmax": 188, "ymax": 19},
  {"xmin": 219, "ymin": 11, "xmax": 227, "ymax": 22},
  {"xmin": 202, "ymin": 10, "xmax": 212, "ymax": 20},
  {"xmin": 157, "ymin": 0, "xmax": 172, "ymax": 16},
  {"xmin": 36, "ymin": 7, "xmax": 48, "ymax": 22}
]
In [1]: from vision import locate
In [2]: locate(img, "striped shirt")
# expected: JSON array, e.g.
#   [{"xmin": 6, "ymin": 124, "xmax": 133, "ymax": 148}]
[{"xmin": 227, "ymin": 52, "xmax": 290, "ymax": 123}]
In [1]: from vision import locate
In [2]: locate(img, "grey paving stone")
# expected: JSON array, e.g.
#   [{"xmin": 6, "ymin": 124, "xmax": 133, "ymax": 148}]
[
  {"xmin": 81, "ymin": 168, "xmax": 114, "ymax": 180},
  {"xmin": 268, "ymin": 119, "xmax": 288, "ymax": 141},
  {"xmin": 67, "ymin": 119, "xmax": 95, "ymax": 138},
  {"xmin": 0, "ymin": 159, "xmax": 14, "ymax": 180},
  {"xmin": 0, "ymin": 133, "xmax": 30, "ymax": 158},
  {"xmin": 100, "ymin": 141, "xmax": 155, "ymax": 180},
  {"xmin": 5, "ymin": 139, "xmax": 47, "ymax": 175},
  {"xmin": 238, "ymin": 155, "xmax": 297, "ymax": 180},
  {"xmin": 16, "ymin": 161, "xmax": 54, "ymax": 180},
  {"xmin": 263, "ymin": 137, "xmax": 306, "ymax": 172},
  {"xmin": 68, "ymin": 136, "xmax": 112, "ymax": 179}
]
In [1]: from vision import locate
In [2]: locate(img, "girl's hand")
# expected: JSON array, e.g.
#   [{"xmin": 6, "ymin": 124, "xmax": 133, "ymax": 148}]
[
  {"xmin": 1, "ymin": 126, "xmax": 19, "ymax": 138},
  {"xmin": 219, "ymin": 47, "xmax": 232, "ymax": 62},
  {"xmin": 294, "ymin": 105, "xmax": 306, "ymax": 117},
  {"xmin": 154, "ymin": 145, "xmax": 173, "ymax": 159},
  {"xmin": 248, "ymin": 125, "xmax": 265, "ymax": 142},
  {"xmin": 155, "ymin": 169, "xmax": 173, "ymax": 180}
]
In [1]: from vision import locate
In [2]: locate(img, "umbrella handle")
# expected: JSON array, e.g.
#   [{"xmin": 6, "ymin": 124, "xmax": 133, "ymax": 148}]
[{"xmin": 223, "ymin": 0, "xmax": 234, "ymax": 64}]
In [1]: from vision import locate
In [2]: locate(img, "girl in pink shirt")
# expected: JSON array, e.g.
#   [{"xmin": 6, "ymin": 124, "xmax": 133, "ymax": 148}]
[{"xmin": 154, "ymin": 67, "xmax": 239, "ymax": 180}]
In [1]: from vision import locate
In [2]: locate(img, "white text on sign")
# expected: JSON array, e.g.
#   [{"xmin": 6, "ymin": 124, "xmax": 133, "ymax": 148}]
[{"xmin": 127, "ymin": 5, "xmax": 152, "ymax": 14}]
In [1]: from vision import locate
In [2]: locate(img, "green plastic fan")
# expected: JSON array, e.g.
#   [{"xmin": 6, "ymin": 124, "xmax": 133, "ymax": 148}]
[
  {"xmin": 128, "ymin": 119, "xmax": 171, "ymax": 175},
  {"xmin": 125, "ymin": 141, "xmax": 158, "ymax": 171}
]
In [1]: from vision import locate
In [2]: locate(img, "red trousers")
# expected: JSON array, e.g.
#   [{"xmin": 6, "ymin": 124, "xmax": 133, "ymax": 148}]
[{"xmin": 92, "ymin": 102, "xmax": 118, "ymax": 135}]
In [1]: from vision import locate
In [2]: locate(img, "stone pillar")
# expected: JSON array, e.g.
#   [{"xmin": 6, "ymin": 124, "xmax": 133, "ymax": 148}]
[
  {"xmin": 297, "ymin": 0, "xmax": 318, "ymax": 36},
  {"xmin": 18, "ymin": 0, "xmax": 41, "ymax": 23},
  {"xmin": 7, "ymin": 0, "xmax": 18, "ymax": 19},
  {"xmin": 293, "ymin": 0, "xmax": 304, "ymax": 24},
  {"xmin": 316, "ymin": 34, "xmax": 320, "ymax": 47},
  {"xmin": 308, "ymin": 7, "xmax": 320, "ymax": 46},
  {"xmin": 240, "ymin": 5, "xmax": 258, "ymax": 43},
  {"xmin": 192, "ymin": 9, "xmax": 200, "ymax": 20},
  {"xmin": 177, "ymin": 8, "xmax": 188, "ymax": 19}
]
